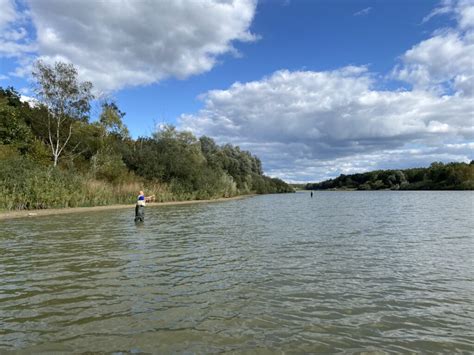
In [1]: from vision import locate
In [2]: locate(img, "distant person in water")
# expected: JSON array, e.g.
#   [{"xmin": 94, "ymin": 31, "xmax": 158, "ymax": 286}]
[
  {"xmin": 310, "ymin": 191, "xmax": 313, "ymax": 198},
  {"xmin": 134, "ymin": 190, "xmax": 155, "ymax": 223}
]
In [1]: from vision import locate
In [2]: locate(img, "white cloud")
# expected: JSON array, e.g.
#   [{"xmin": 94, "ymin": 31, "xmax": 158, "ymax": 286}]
[
  {"xmin": 8, "ymin": 0, "xmax": 257, "ymax": 92},
  {"xmin": 423, "ymin": 0, "xmax": 474, "ymax": 29},
  {"xmin": 2, "ymin": 0, "xmax": 473, "ymax": 182},
  {"xmin": 275, "ymin": 143, "xmax": 473, "ymax": 183},
  {"xmin": 182, "ymin": 0, "xmax": 473, "ymax": 182},
  {"xmin": 354, "ymin": 7, "xmax": 372, "ymax": 16},
  {"xmin": 20, "ymin": 94, "xmax": 38, "ymax": 106},
  {"xmin": 457, "ymin": 0, "xmax": 474, "ymax": 28},
  {"xmin": 422, "ymin": 0, "xmax": 454, "ymax": 24},
  {"xmin": 394, "ymin": 0, "xmax": 474, "ymax": 93},
  {"xmin": 180, "ymin": 66, "xmax": 473, "ymax": 181},
  {"xmin": 393, "ymin": 30, "xmax": 474, "ymax": 93},
  {"xmin": 0, "ymin": 0, "xmax": 36, "ymax": 57},
  {"xmin": 0, "ymin": 0, "xmax": 16, "ymax": 29}
]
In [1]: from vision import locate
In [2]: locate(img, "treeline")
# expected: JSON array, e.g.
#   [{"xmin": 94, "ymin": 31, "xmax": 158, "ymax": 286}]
[
  {"xmin": 305, "ymin": 162, "xmax": 474, "ymax": 191},
  {"xmin": 0, "ymin": 62, "xmax": 292, "ymax": 210}
]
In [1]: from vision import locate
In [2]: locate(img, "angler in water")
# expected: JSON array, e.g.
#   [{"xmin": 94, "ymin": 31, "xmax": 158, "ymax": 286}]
[{"xmin": 135, "ymin": 190, "xmax": 155, "ymax": 223}]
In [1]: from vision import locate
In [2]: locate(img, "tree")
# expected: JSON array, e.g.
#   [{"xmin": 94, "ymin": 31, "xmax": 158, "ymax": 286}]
[
  {"xmin": 32, "ymin": 60, "xmax": 93, "ymax": 167},
  {"xmin": 99, "ymin": 101, "xmax": 129, "ymax": 139},
  {"xmin": 152, "ymin": 125, "xmax": 206, "ymax": 186},
  {"xmin": 0, "ymin": 88, "xmax": 33, "ymax": 147}
]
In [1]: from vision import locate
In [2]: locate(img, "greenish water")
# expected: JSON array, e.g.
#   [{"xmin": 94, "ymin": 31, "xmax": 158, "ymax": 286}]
[{"xmin": 1, "ymin": 191, "xmax": 473, "ymax": 353}]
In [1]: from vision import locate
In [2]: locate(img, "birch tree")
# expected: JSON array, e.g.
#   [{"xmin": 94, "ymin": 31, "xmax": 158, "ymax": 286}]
[{"xmin": 32, "ymin": 60, "xmax": 93, "ymax": 167}]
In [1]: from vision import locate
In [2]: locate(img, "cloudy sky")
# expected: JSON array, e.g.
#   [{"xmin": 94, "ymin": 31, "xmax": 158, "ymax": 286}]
[{"xmin": 0, "ymin": 0, "xmax": 472, "ymax": 182}]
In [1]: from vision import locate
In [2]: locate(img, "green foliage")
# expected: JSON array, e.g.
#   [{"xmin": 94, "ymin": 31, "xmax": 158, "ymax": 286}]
[
  {"xmin": 99, "ymin": 101, "xmax": 130, "ymax": 139},
  {"xmin": 152, "ymin": 125, "xmax": 206, "ymax": 184},
  {"xmin": 0, "ymin": 144, "xmax": 21, "ymax": 161},
  {"xmin": 32, "ymin": 61, "xmax": 93, "ymax": 122},
  {"xmin": 0, "ymin": 153, "xmax": 175, "ymax": 210},
  {"xmin": 26, "ymin": 139, "xmax": 51, "ymax": 166},
  {"xmin": 0, "ymin": 87, "xmax": 34, "ymax": 150},
  {"xmin": 0, "ymin": 61, "xmax": 292, "ymax": 211},
  {"xmin": 32, "ymin": 60, "xmax": 94, "ymax": 166},
  {"xmin": 306, "ymin": 162, "xmax": 474, "ymax": 191},
  {"xmin": 91, "ymin": 148, "xmax": 129, "ymax": 183},
  {"xmin": 0, "ymin": 104, "xmax": 33, "ymax": 146},
  {"xmin": 125, "ymin": 126, "xmax": 293, "ymax": 199},
  {"xmin": 0, "ymin": 80, "xmax": 293, "ymax": 211},
  {"xmin": 0, "ymin": 154, "xmax": 82, "ymax": 209}
]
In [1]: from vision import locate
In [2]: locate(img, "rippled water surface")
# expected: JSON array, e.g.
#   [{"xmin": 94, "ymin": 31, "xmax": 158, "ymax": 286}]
[{"xmin": 1, "ymin": 191, "xmax": 473, "ymax": 353}]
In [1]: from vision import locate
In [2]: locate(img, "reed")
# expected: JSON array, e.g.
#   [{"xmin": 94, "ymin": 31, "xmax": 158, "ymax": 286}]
[{"xmin": 0, "ymin": 155, "xmax": 244, "ymax": 211}]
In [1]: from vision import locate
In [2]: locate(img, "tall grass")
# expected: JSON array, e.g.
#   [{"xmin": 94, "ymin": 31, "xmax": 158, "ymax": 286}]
[{"xmin": 0, "ymin": 155, "xmax": 243, "ymax": 211}]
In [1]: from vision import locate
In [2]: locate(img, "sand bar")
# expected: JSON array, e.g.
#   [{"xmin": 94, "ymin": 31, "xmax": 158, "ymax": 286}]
[{"xmin": 0, "ymin": 195, "xmax": 253, "ymax": 221}]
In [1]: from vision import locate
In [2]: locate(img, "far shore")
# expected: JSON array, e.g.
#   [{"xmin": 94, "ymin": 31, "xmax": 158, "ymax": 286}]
[{"xmin": 0, "ymin": 195, "xmax": 254, "ymax": 221}]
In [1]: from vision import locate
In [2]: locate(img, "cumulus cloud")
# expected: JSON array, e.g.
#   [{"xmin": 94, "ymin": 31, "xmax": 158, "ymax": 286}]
[
  {"xmin": 0, "ymin": 0, "xmax": 36, "ymax": 57},
  {"xmin": 3, "ymin": 0, "xmax": 257, "ymax": 92},
  {"xmin": 271, "ymin": 142, "xmax": 474, "ymax": 182},
  {"xmin": 177, "ymin": 0, "xmax": 474, "ymax": 181},
  {"xmin": 394, "ymin": 0, "xmax": 474, "ymax": 94},
  {"xmin": 393, "ymin": 30, "xmax": 474, "ymax": 93},
  {"xmin": 2, "ymin": 0, "xmax": 472, "ymax": 181},
  {"xmin": 179, "ymin": 67, "xmax": 473, "ymax": 181}
]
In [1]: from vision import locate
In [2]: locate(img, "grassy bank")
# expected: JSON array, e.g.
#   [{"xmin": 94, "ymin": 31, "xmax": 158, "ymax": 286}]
[
  {"xmin": 0, "ymin": 155, "xmax": 236, "ymax": 211},
  {"xmin": 305, "ymin": 162, "xmax": 474, "ymax": 191},
  {"xmin": 0, "ymin": 153, "xmax": 287, "ymax": 211}
]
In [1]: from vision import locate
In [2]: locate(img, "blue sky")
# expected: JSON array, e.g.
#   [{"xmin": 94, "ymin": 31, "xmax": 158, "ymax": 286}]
[
  {"xmin": 120, "ymin": 0, "xmax": 448, "ymax": 135},
  {"xmin": 0, "ymin": 0, "xmax": 473, "ymax": 182}
]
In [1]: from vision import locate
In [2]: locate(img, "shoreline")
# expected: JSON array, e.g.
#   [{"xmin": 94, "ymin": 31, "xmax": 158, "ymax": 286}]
[{"xmin": 0, "ymin": 195, "xmax": 254, "ymax": 221}]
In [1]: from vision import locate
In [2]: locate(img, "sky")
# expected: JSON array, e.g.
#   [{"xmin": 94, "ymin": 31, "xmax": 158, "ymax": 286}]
[{"xmin": 0, "ymin": 0, "xmax": 473, "ymax": 182}]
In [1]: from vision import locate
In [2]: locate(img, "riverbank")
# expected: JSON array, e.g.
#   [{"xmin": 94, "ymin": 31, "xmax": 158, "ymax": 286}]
[
  {"xmin": 304, "ymin": 162, "xmax": 473, "ymax": 191},
  {"xmin": 0, "ymin": 195, "xmax": 254, "ymax": 221}
]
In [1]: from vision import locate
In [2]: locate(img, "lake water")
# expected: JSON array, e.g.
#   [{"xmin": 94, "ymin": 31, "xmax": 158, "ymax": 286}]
[{"xmin": 1, "ymin": 191, "xmax": 473, "ymax": 353}]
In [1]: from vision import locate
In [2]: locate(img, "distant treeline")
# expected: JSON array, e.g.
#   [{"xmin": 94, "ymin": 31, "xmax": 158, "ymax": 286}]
[
  {"xmin": 0, "ymin": 62, "xmax": 292, "ymax": 210},
  {"xmin": 305, "ymin": 162, "xmax": 474, "ymax": 191}
]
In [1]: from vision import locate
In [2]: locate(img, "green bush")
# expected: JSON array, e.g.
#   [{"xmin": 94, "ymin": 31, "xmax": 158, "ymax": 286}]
[{"xmin": 0, "ymin": 82, "xmax": 294, "ymax": 211}]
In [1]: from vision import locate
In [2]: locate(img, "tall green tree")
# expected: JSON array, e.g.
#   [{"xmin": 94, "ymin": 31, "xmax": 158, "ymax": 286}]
[
  {"xmin": 99, "ymin": 101, "xmax": 129, "ymax": 139},
  {"xmin": 32, "ymin": 60, "xmax": 94, "ymax": 166},
  {"xmin": 0, "ymin": 88, "xmax": 33, "ymax": 148}
]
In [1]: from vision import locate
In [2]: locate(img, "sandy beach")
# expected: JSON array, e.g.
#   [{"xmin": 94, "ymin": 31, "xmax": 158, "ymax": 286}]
[{"xmin": 0, "ymin": 195, "xmax": 253, "ymax": 221}]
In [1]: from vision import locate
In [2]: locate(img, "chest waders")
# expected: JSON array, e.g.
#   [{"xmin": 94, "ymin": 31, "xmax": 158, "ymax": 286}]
[{"xmin": 135, "ymin": 204, "xmax": 145, "ymax": 222}]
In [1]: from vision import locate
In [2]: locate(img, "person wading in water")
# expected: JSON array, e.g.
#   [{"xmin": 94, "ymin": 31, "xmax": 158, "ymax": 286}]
[{"xmin": 135, "ymin": 190, "xmax": 155, "ymax": 223}]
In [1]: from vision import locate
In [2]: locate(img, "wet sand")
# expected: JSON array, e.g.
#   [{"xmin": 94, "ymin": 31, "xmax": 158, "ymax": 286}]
[{"xmin": 0, "ymin": 195, "xmax": 253, "ymax": 221}]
